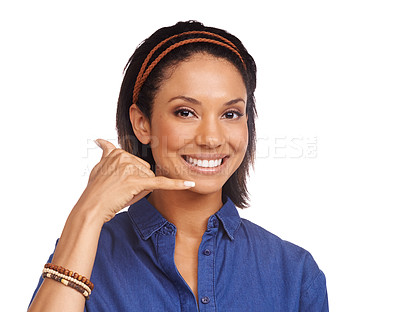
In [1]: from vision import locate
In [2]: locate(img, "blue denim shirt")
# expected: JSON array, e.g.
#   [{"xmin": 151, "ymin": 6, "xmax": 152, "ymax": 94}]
[{"xmin": 31, "ymin": 197, "xmax": 328, "ymax": 311}]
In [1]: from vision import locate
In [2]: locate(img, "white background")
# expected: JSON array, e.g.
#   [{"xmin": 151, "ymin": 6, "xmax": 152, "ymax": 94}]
[{"xmin": 1, "ymin": 0, "xmax": 399, "ymax": 310}]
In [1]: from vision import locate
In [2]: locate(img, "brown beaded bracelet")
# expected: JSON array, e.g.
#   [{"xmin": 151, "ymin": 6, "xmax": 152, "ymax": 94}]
[
  {"xmin": 42, "ymin": 272, "xmax": 89, "ymax": 299},
  {"xmin": 43, "ymin": 268, "xmax": 92, "ymax": 296},
  {"xmin": 44, "ymin": 263, "xmax": 94, "ymax": 290}
]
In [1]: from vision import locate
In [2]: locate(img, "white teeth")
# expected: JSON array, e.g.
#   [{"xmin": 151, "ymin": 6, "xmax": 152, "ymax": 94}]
[{"xmin": 185, "ymin": 156, "xmax": 224, "ymax": 168}]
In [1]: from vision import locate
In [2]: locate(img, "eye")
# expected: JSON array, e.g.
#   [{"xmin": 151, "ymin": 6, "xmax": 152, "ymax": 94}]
[
  {"xmin": 223, "ymin": 110, "xmax": 244, "ymax": 119},
  {"xmin": 174, "ymin": 108, "xmax": 196, "ymax": 118}
]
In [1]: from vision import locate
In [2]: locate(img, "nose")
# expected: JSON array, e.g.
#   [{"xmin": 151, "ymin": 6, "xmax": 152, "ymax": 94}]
[{"xmin": 194, "ymin": 116, "xmax": 225, "ymax": 148}]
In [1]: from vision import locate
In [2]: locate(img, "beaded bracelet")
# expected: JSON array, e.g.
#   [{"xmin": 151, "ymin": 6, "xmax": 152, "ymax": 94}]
[
  {"xmin": 44, "ymin": 263, "xmax": 94, "ymax": 290},
  {"xmin": 42, "ymin": 263, "xmax": 94, "ymax": 299},
  {"xmin": 42, "ymin": 272, "xmax": 89, "ymax": 298},
  {"xmin": 43, "ymin": 268, "xmax": 92, "ymax": 295}
]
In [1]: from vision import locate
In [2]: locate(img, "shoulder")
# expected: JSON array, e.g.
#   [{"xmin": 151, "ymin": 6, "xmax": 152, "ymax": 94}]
[
  {"xmin": 97, "ymin": 211, "xmax": 136, "ymax": 246},
  {"xmin": 237, "ymin": 218, "xmax": 325, "ymax": 291},
  {"xmin": 238, "ymin": 218, "xmax": 311, "ymax": 258},
  {"xmin": 237, "ymin": 219, "xmax": 328, "ymax": 309},
  {"xmin": 102, "ymin": 211, "xmax": 131, "ymax": 232},
  {"xmin": 232, "ymin": 218, "xmax": 328, "ymax": 310}
]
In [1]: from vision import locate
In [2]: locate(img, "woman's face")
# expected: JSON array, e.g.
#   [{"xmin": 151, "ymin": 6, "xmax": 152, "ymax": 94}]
[{"xmin": 149, "ymin": 53, "xmax": 248, "ymax": 194}]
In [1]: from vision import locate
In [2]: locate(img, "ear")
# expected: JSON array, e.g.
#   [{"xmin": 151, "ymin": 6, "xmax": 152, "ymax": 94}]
[{"xmin": 129, "ymin": 104, "xmax": 151, "ymax": 145}]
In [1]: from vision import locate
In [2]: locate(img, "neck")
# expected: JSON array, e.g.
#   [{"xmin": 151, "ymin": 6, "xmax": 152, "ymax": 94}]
[{"xmin": 148, "ymin": 189, "xmax": 223, "ymax": 240}]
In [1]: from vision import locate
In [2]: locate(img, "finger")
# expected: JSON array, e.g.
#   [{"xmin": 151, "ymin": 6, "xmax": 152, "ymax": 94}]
[
  {"xmin": 139, "ymin": 176, "xmax": 195, "ymax": 191},
  {"xmin": 95, "ymin": 139, "xmax": 117, "ymax": 158}
]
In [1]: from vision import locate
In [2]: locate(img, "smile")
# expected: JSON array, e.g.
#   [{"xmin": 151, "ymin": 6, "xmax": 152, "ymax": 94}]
[
  {"xmin": 184, "ymin": 156, "xmax": 222, "ymax": 168},
  {"xmin": 181, "ymin": 155, "xmax": 228, "ymax": 173}
]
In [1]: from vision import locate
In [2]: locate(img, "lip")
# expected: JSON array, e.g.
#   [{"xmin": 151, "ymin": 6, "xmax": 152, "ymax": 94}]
[{"xmin": 180, "ymin": 154, "xmax": 229, "ymax": 175}]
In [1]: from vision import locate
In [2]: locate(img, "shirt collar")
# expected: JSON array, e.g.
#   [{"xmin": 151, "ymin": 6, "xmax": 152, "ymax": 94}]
[
  {"xmin": 128, "ymin": 197, "xmax": 169, "ymax": 240},
  {"xmin": 215, "ymin": 197, "xmax": 242, "ymax": 240},
  {"xmin": 128, "ymin": 196, "xmax": 241, "ymax": 241}
]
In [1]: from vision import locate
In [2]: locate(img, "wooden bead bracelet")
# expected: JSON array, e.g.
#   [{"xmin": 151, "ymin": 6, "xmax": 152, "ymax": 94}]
[
  {"xmin": 44, "ymin": 263, "xmax": 94, "ymax": 290},
  {"xmin": 43, "ymin": 268, "xmax": 92, "ymax": 295},
  {"xmin": 42, "ymin": 263, "xmax": 94, "ymax": 299},
  {"xmin": 42, "ymin": 272, "xmax": 90, "ymax": 298}
]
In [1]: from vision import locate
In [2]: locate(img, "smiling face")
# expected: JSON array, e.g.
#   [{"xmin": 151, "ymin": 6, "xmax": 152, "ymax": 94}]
[{"xmin": 137, "ymin": 53, "xmax": 248, "ymax": 195}]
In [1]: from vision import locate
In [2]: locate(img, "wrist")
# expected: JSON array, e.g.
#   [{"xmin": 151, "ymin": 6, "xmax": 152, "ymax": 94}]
[
  {"xmin": 71, "ymin": 192, "xmax": 105, "ymax": 229},
  {"xmin": 51, "ymin": 194, "xmax": 105, "ymax": 280}
]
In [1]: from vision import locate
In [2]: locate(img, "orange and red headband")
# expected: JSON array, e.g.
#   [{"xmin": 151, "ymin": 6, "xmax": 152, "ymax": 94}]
[{"xmin": 132, "ymin": 31, "xmax": 246, "ymax": 104}]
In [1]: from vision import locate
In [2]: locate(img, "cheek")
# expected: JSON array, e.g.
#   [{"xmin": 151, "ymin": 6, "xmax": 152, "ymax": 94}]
[
  {"xmin": 227, "ymin": 122, "xmax": 249, "ymax": 155},
  {"xmin": 150, "ymin": 117, "xmax": 190, "ymax": 159}
]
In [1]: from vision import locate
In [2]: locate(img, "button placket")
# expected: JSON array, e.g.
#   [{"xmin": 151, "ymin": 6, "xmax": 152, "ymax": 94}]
[
  {"xmin": 197, "ymin": 217, "xmax": 218, "ymax": 311},
  {"xmin": 156, "ymin": 224, "xmax": 198, "ymax": 311}
]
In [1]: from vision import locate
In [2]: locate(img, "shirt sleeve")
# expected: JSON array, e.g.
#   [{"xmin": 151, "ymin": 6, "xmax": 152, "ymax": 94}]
[
  {"xmin": 299, "ymin": 270, "xmax": 329, "ymax": 311},
  {"xmin": 28, "ymin": 250, "xmax": 55, "ymax": 309},
  {"xmin": 27, "ymin": 240, "xmax": 89, "ymax": 312}
]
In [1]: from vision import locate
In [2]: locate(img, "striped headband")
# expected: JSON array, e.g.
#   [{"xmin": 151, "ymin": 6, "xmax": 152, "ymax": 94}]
[{"xmin": 132, "ymin": 30, "xmax": 246, "ymax": 104}]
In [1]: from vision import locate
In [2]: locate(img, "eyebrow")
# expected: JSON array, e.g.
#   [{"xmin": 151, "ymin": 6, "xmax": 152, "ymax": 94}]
[{"xmin": 168, "ymin": 95, "xmax": 245, "ymax": 106}]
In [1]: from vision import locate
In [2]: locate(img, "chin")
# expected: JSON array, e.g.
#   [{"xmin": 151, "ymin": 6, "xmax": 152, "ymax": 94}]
[{"xmin": 185, "ymin": 180, "xmax": 225, "ymax": 195}]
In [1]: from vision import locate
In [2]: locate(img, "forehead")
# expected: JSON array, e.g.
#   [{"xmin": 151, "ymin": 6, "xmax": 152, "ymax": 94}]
[{"xmin": 155, "ymin": 53, "xmax": 247, "ymax": 100}]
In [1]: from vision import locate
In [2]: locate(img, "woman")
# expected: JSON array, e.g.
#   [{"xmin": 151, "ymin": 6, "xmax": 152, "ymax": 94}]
[{"xmin": 28, "ymin": 21, "xmax": 328, "ymax": 311}]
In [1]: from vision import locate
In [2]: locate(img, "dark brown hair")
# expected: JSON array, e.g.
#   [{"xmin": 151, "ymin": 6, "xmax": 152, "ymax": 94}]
[{"xmin": 116, "ymin": 21, "xmax": 257, "ymax": 208}]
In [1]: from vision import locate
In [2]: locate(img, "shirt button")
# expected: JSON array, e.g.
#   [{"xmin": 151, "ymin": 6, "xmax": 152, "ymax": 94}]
[
  {"xmin": 201, "ymin": 296, "xmax": 210, "ymax": 304},
  {"xmin": 203, "ymin": 249, "xmax": 211, "ymax": 256}
]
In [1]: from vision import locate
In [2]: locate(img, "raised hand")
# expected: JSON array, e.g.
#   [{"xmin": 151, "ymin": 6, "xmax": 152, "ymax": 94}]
[{"xmin": 80, "ymin": 139, "xmax": 195, "ymax": 224}]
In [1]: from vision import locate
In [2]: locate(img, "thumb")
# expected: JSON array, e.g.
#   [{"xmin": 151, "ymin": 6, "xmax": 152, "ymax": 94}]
[{"xmin": 95, "ymin": 139, "xmax": 117, "ymax": 158}]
